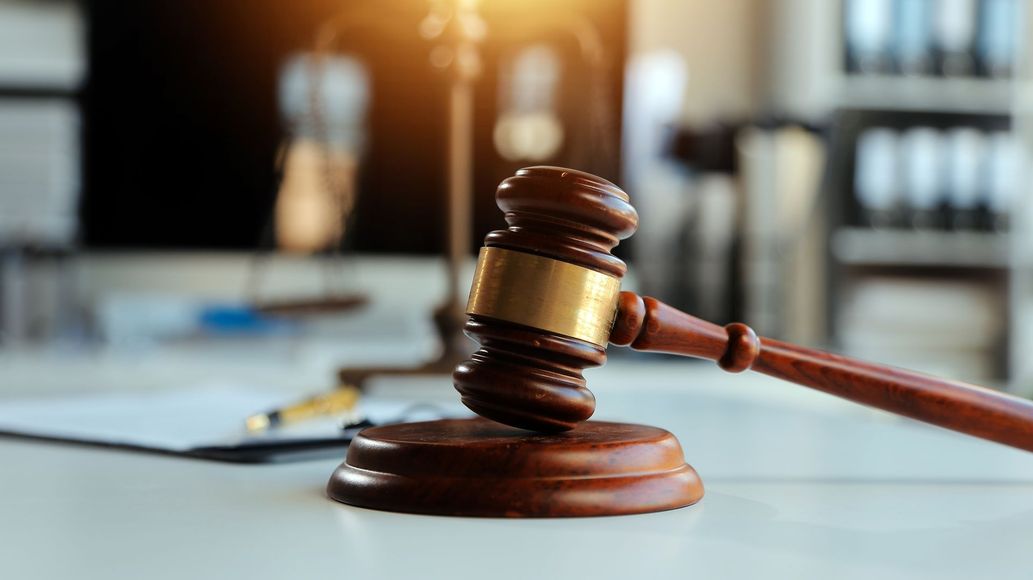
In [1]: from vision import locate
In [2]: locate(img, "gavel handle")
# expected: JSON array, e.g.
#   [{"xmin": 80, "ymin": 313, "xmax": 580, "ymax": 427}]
[{"xmin": 611, "ymin": 292, "xmax": 1033, "ymax": 453}]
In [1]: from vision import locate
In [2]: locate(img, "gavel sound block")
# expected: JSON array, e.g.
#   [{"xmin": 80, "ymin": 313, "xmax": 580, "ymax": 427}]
[{"xmin": 327, "ymin": 166, "xmax": 1033, "ymax": 518}]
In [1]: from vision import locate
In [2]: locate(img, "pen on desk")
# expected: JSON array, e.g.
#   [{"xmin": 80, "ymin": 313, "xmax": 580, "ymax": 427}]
[{"xmin": 246, "ymin": 385, "xmax": 361, "ymax": 432}]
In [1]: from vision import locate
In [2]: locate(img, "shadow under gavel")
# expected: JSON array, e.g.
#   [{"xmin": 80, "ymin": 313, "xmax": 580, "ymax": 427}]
[{"xmin": 453, "ymin": 166, "xmax": 1033, "ymax": 452}]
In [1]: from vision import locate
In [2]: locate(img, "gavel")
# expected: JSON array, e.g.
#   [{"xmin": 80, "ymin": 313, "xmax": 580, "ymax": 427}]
[
  {"xmin": 328, "ymin": 165, "xmax": 1033, "ymax": 517},
  {"xmin": 453, "ymin": 166, "xmax": 1033, "ymax": 452}
]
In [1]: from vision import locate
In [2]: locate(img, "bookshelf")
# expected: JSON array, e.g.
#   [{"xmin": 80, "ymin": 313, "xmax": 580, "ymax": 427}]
[
  {"xmin": 0, "ymin": 0, "xmax": 84, "ymax": 345},
  {"xmin": 1007, "ymin": 5, "xmax": 1033, "ymax": 395},
  {"xmin": 767, "ymin": 0, "xmax": 1029, "ymax": 387},
  {"xmin": 0, "ymin": 0, "xmax": 83, "ymax": 248}
]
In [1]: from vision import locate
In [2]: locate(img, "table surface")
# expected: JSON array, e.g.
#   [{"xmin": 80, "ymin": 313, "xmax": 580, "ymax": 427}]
[{"xmin": 2, "ymin": 355, "xmax": 1033, "ymax": 580}]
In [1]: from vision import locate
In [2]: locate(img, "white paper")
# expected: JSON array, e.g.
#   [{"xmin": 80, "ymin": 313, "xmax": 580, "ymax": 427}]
[{"xmin": 0, "ymin": 384, "xmax": 468, "ymax": 451}]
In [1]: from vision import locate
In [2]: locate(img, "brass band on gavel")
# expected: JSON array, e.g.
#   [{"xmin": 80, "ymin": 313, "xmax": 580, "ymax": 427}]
[{"xmin": 465, "ymin": 247, "xmax": 621, "ymax": 348}]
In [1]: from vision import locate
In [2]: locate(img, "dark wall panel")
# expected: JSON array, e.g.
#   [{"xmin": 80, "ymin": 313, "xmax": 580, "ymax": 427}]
[{"xmin": 82, "ymin": 0, "xmax": 625, "ymax": 252}]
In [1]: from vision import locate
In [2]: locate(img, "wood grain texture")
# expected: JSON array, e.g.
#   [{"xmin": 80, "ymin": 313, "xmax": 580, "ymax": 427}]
[
  {"xmin": 613, "ymin": 291, "xmax": 1033, "ymax": 453},
  {"xmin": 454, "ymin": 166, "xmax": 639, "ymax": 432},
  {"xmin": 326, "ymin": 418, "xmax": 703, "ymax": 517}
]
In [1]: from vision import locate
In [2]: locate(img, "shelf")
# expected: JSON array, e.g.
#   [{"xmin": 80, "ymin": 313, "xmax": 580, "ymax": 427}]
[
  {"xmin": 831, "ymin": 227, "xmax": 1010, "ymax": 268},
  {"xmin": 837, "ymin": 75, "xmax": 1016, "ymax": 115},
  {"xmin": 0, "ymin": 85, "xmax": 80, "ymax": 99}
]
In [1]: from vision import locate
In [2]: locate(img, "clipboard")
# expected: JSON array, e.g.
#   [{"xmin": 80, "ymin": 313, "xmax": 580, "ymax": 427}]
[{"xmin": 0, "ymin": 384, "xmax": 464, "ymax": 464}]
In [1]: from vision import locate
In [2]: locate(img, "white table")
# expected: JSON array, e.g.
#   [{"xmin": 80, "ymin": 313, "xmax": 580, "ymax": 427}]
[{"xmin": 2, "ymin": 359, "xmax": 1032, "ymax": 580}]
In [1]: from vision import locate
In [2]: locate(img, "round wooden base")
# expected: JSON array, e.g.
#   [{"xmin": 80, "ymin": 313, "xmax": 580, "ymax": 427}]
[{"xmin": 326, "ymin": 418, "xmax": 703, "ymax": 517}]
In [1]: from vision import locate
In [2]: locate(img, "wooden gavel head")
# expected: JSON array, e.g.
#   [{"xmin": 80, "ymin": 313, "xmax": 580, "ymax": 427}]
[
  {"xmin": 451, "ymin": 168, "xmax": 1033, "ymax": 452},
  {"xmin": 452, "ymin": 166, "xmax": 638, "ymax": 432}
]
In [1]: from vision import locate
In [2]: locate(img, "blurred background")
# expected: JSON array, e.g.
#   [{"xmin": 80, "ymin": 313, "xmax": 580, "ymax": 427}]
[{"xmin": 1, "ymin": 0, "xmax": 1032, "ymax": 398}]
